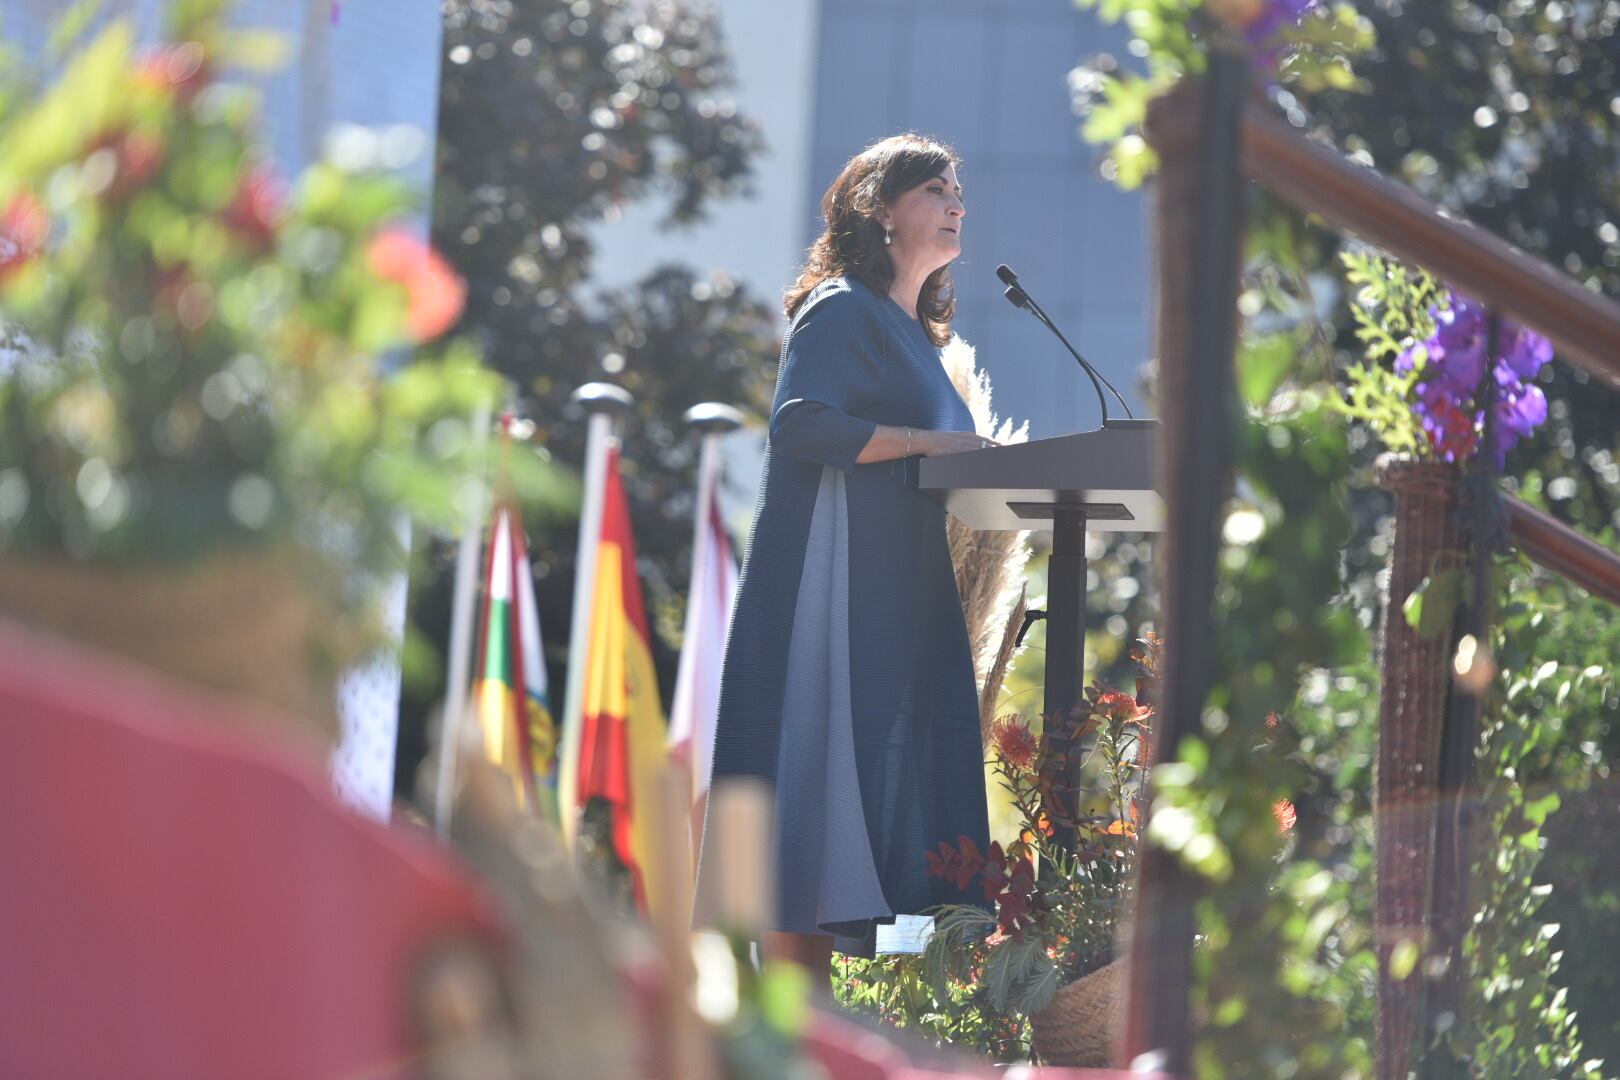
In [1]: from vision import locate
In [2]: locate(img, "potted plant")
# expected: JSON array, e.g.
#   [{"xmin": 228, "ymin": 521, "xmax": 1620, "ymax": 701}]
[
  {"xmin": 919, "ymin": 635, "xmax": 1162, "ymax": 1067},
  {"xmin": 0, "ymin": 2, "xmax": 547, "ymax": 746}
]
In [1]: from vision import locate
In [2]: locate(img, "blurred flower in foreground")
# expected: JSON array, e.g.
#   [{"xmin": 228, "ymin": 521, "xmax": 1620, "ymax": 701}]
[
  {"xmin": 0, "ymin": 195, "xmax": 48, "ymax": 283},
  {"xmin": 224, "ymin": 165, "xmax": 286, "ymax": 252},
  {"xmin": 1207, "ymin": 0, "xmax": 1323, "ymax": 69},
  {"xmin": 368, "ymin": 228, "xmax": 468, "ymax": 342},
  {"xmin": 1272, "ymin": 798, "xmax": 1297, "ymax": 834}
]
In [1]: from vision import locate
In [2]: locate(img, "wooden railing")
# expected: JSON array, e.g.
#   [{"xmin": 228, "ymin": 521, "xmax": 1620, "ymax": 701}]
[{"xmin": 1241, "ymin": 104, "xmax": 1620, "ymax": 390}]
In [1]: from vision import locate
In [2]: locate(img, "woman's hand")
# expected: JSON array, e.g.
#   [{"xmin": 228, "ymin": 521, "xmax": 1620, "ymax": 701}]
[
  {"xmin": 854, "ymin": 425, "xmax": 1000, "ymax": 464},
  {"xmin": 915, "ymin": 429, "xmax": 1000, "ymax": 456}
]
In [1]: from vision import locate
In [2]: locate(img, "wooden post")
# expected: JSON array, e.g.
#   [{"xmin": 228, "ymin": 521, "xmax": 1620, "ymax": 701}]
[
  {"xmin": 1126, "ymin": 48, "xmax": 1249, "ymax": 1074},
  {"xmin": 1372, "ymin": 456, "xmax": 1463, "ymax": 1080}
]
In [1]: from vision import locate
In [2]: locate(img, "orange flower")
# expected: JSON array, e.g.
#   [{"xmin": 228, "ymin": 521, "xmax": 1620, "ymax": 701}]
[
  {"xmin": 1096, "ymin": 688, "xmax": 1145, "ymax": 725},
  {"xmin": 990, "ymin": 715, "xmax": 1039, "ymax": 774},
  {"xmin": 0, "ymin": 193, "xmax": 48, "ymax": 283},
  {"xmin": 1272, "ymin": 798, "xmax": 1297, "ymax": 834},
  {"xmin": 367, "ymin": 227, "xmax": 466, "ymax": 342}
]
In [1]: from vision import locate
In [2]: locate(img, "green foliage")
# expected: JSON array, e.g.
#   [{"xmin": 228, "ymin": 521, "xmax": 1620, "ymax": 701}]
[
  {"xmin": 834, "ymin": 951, "xmax": 1031, "ymax": 1063},
  {"xmin": 1403, "ymin": 566, "xmax": 1463, "ymax": 640},
  {"xmin": 1149, "ymin": 381, "xmax": 1373, "ymax": 1080},
  {"xmin": 1331, "ymin": 248, "xmax": 1446, "ymax": 458},
  {"xmin": 1068, "ymin": 0, "xmax": 1372, "ymax": 189},
  {"xmin": 1441, "ymin": 565, "xmax": 1618, "ymax": 1079}
]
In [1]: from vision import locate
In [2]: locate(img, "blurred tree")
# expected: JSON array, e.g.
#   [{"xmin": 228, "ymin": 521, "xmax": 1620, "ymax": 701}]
[{"xmin": 398, "ymin": 0, "xmax": 779, "ymax": 800}]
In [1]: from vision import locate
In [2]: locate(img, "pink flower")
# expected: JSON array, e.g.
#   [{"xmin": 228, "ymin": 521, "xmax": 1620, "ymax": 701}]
[
  {"xmin": 367, "ymin": 227, "xmax": 467, "ymax": 342},
  {"xmin": 0, "ymin": 194, "xmax": 48, "ymax": 283}
]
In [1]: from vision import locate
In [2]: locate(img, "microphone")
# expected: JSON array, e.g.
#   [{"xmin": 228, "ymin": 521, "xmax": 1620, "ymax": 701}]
[{"xmin": 995, "ymin": 263, "xmax": 1135, "ymax": 427}]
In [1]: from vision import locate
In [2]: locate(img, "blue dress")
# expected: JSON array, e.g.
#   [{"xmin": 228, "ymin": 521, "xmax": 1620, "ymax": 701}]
[{"xmin": 698, "ymin": 274, "xmax": 992, "ymax": 956}]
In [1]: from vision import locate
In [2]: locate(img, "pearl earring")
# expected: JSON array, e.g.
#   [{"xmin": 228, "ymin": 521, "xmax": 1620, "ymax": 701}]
[{"xmin": 883, "ymin": 225, "xmax": 892, "ymax": 247}]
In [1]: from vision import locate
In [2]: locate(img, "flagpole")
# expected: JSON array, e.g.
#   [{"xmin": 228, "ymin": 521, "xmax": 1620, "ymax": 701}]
[
  {"xmin": 434, "ymin": 399, "xmax": 494, "ymax": 834},
  {"xmin": 557, "ymin": 383, "xmax": 634, "ymax": 850},
  {"xmin": 671, "ymin": 403, "xmax": 743, "ymax": 858}
]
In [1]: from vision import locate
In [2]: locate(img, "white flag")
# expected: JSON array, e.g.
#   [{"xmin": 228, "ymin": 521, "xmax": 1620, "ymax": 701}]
[{"xmin": 668, "ymin": 465, "xmax": 738, "ymax": 809}]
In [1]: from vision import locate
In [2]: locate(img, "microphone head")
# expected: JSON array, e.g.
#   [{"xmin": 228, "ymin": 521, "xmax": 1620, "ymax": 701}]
[
  {"xmin": 1001, "ymin": 283, "xmax": 1028, "ymax": 310},
  {"xmin": 994, "ymin": 263, "xmax": 1018, "ymax": 287}
]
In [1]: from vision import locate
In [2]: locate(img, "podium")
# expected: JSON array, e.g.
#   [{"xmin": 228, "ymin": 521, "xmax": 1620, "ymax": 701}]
[{"xmin": 918, "ymin": 418, "xmax": 1164, "ymax": 851}]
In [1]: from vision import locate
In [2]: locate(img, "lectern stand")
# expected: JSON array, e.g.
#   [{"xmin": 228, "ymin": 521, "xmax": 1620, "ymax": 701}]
[{"xmin": 918, "ymin": 417, "xmax": 1164, "ymax": 852}]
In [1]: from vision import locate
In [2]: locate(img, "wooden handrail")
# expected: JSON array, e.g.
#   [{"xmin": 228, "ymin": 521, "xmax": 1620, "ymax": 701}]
[
  {"xmin": 1503, "ymin": 493, "xmax": 1620, "ymax": 607},
  {"xmin": 1240, "ymin": 103, "xmax": 1620, "ymax": 391}
]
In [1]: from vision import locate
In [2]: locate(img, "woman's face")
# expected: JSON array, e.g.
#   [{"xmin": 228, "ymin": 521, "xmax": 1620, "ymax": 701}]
[{"xmin": 880, "ymin": 164, "xmax": 965, "ymax": 274}]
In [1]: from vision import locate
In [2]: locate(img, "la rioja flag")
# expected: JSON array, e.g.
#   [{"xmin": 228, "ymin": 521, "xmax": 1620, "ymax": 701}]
[{"xmin": 472, "ymin": 506, "xmax": 558, "ymax": 818}]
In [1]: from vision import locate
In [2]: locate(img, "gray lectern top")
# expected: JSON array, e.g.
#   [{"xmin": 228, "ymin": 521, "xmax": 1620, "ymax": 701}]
[{"xmin": 916, "ymin": 418, "xmax": 1163, "ymax": 533}]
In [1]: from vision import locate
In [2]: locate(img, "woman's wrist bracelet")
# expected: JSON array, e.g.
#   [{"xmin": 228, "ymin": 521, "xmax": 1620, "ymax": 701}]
[{"xmin": 905, "ymin": 426, "xmax": 912, "ymax": 456}]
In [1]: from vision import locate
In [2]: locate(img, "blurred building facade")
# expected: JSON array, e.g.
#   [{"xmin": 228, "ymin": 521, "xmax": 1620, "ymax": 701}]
[
  {"xmin": 590, "ymin": 0, "xmax": 1149, "ymax": 439},
  {"xmin": 0, "ymin": 0, "xmax": 442, "ymax": 200}
]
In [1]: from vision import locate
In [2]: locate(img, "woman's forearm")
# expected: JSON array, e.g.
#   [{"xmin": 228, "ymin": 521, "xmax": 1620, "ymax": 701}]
[{"xmin": 855, "ymin": 424, "xmax": 916, "ymax": 464}]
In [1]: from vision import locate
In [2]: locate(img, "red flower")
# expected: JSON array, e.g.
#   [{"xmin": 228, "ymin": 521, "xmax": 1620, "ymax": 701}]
[
  {"xmin": 1272, "ymin": 798, "xmax": 1297, "ymax": 834},
  {"xmin": 990, "ymin": 715, "xmax": 1039, "ymax": 774},
  {"xmin": 136, "ymin": 42, "xmax": 211, "ymax": 103},
  {"xmin": 367, "ymin": 227, "xmax": 467, "ymax": 342},
  {"xmin": 223, "ymin": 166, "xmax": 285, "ymax": 252},
  {"xmin": 0, "ymin": 193, "xmax": 48, "ymax": 283},
  {"xmin": 1422, "ymin": 395, "xmax": 1479, "ymax": 461}
]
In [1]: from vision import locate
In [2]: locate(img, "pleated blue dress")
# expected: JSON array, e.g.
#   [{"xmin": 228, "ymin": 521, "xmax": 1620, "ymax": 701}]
[{"xmin": 698, "ymin": 274, "xmax": 991, "ymax": 956}]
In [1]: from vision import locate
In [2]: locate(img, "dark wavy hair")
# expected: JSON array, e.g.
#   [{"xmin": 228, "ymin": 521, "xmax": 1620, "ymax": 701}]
[{"xmin": 785, "ymin": 133, "xmax": 961, "ymax": 347}]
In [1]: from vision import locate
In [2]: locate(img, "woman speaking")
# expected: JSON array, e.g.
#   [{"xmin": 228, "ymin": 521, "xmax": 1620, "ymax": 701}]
[{"xmin": 698, "ymin": 134, "xmax": 994, "ymax": 982}]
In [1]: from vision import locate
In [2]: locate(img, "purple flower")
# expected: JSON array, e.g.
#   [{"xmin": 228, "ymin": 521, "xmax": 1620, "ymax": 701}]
[
  {"xmin": 1394, "ymin": 342, "xmax": 1423, "ymax": 374},
  {"xmin": 1235, "ymin": 0, "xmax": 1323, "ymax": 71},
  {"xmin": 1498, "ymin": 324, "xmax": 1554, "ymax": 381},
  {"xmin": 1495, "ymin": 380, "xmax": 1547, "ymax": 447},
  {"xmin": 1424, "ymin": 298, "xmax": 1488, "ymax": 395},
  {"xmin": 1403, "ymin": 290, "xmax": 1554, "ymax": 466}
]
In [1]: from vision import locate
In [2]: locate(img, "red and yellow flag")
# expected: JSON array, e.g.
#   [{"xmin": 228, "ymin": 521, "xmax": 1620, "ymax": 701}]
[{"xmin": 576, "ymin": 447, "xmax": 667, "ymax": 913}]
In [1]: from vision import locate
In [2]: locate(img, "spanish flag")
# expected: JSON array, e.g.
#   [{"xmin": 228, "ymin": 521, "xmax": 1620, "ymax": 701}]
[
  {"xmin": 576, "ymin": 447, "xmax": 667, "ymax": 913},
  {"xmin": 473, "ymin": 505, "xmax": 559, "ymax": 818}
]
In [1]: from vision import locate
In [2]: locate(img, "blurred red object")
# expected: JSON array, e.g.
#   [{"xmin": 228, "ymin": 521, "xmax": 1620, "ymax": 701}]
[{"xmin": 0, "ymin": 618, "xmax": 505, "ymax": 1079}]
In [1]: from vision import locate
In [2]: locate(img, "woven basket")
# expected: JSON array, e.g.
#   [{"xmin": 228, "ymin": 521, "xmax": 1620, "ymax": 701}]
[
  {"xmin": 0, "ymin": 548, "xmax": 341, "ymax": 750},
  {"xmin": 1371, "ymin": 454, "xmax": 1463, "ymax": 1080},
  {"xmin": 1028, "ymin": 958, "xmax": 1124, "ymax": 1068}
]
